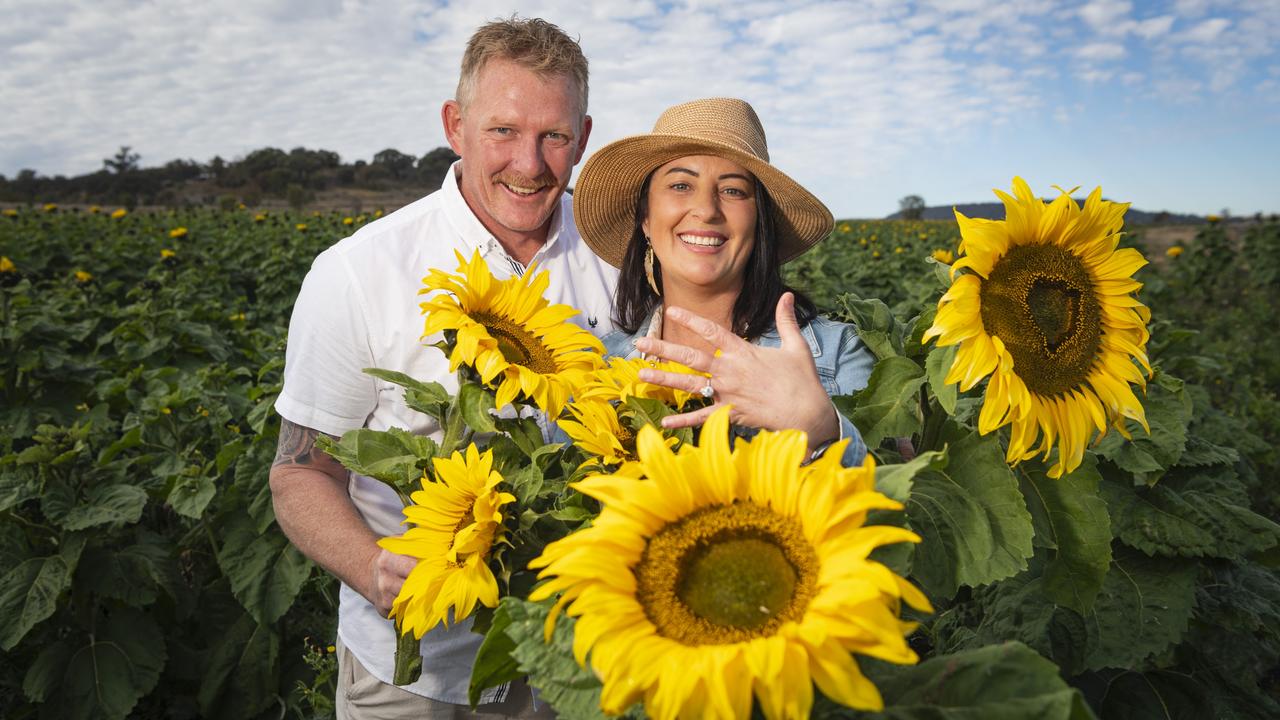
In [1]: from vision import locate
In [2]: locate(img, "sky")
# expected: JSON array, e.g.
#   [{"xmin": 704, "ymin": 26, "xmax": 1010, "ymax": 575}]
[{"xmin": 2, "ymin": 0, "xmax": 1277, "ymax": 218}]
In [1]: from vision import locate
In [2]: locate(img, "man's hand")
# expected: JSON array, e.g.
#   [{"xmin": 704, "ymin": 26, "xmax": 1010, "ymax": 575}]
[{"xmin": 370, "ymin": 548, "xmax": 418, "ymax": 616}]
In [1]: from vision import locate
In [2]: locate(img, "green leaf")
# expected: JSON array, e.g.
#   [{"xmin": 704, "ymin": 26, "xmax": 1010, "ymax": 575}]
[
  {"xmin": 1019, "ymin": 456, "xmax": 1112, "ymax": 613},
  {"xmin": 875, "ymin": 449, "xmax": 947, "ymax": 504},
  {"xmin": 836, "ymin": 293, "xmax": 903, "ymax": 360},
  {"xmin": 470, "ymin": 600, "xmax": 523, "ymax": 706},
  {"xmin": 906, "ymin": 432, "xmax": 1033, "ymax": 597},
  {"xmin": 966, "ymin": 572, "xmax": 1090, "ymax": 676},
  {"xmin": 197, "ymin": 610, "xmax": 280, "ymax": 720},
  {"xmin": 318, "ymin": 426, "xmax": 435, "ymax": 500},
  {"xmin": 866, "ymin": 642, "xmax": 1094, "ymax": 720},
  {"xmin": 98, "ymin": 425, "xmax": 142, "ymax": 465},
  {"xmin": 841, "ymin": 356, "xmax": 926, "ymax": 448},
  {"xmin": 924, "ymin": 344, "xmax": 958, "ymax": 414},
  {"xmin": 216, "ymin": 513, "xmax": 312, "ymax": 625},
  {"xmin": 504, "ymin": 597, "xmax": 623, "ymax": 720},
  {"xmin": 0, "ymin": 555, "xmax": 72, "ymax": 650},
  {"xmin": 215, "ymin": 438, "xmax": 247, "ymax": 475},
  {"xmin": 459, "ymin": 381, "xmax": 498, "ymax": 433},
  {"xmin": 1095, "ymin": 373, "xmax": 1191, "ymax": 485},
  {"xmin": 1083, "ymin": 546, "xmax": 1197, "ymax": 671},
  {"xmin": 167, "ymin": 475, "xmax": 217, "ymax": 519},
  {"xmin": 41, "ymin": 607, "xmax": 167, "ymax": 720},
  {"xmin": 0, "ymin": 464, "xmax": 39, "ymax": 511},
  {"xmin": 365, "ymin": 367, "xmax": 450, "ymax": 422},
  {"xmin": 23, "ymin": 639, "xmax": 73, "ymax": 702},
  {"xmin": 1102, "ymin": 473, "xmax": 1280, "ymax": 559},
  {"xmin": 1094, "ymin": 670, "xmax": 1212, "ymax": 720},
  {"xmin": 75, "ymin": 541, "xmax": 170, "ymax": 607},
  {"xmin": 43, "ymin": 483, "xmax": 148, "ymax": 531}
]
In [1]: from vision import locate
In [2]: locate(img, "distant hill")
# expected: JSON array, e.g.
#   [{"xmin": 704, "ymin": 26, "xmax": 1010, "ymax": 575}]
[{"xmin": 886, "ymin": 202, "xmax": 1205, "ymax": 225}]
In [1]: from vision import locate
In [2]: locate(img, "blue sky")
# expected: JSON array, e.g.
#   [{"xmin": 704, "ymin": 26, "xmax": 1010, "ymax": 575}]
[{"xmin": 1, "ymin": 0, "xmax": 1276, "ymax": 218}]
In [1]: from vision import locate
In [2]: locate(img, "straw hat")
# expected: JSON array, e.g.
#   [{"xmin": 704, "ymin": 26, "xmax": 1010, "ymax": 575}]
[{"xmin": 573, "ymin": 97, "xmax": 834, "ymax": 268}]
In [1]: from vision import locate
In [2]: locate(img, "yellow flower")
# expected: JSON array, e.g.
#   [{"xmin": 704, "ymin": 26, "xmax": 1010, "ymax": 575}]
[
  {"xmin": 894, "ymin": 246, "xmax": 905, "ymax": 254},
  {"xmin": 111, "ymin": 208, "xmax": 127, "ymax": 219},
  {"xmin": 931, "ymin": 248, "xmax": 954, "ymax": 264},
  {"xmin": 343, "ymin": 216, "xmax": 354, "ymax": 225},
  {"xmin": 74, "ymin": 270, "xmax": 93, "ymax": 283},
  {"xmin": 76, "ymin": 403, "xmax": 89, "ymax": 412},
  {"xmin": 2, "ymin": 209, "xmax": 17, "ymax": 218},
  {"xmin": 254, "ymin": 213, "xmax": 266, "ymax": 223},
  {"xmin": 1206, "ymin": 214, "xmax": 1221, "ymax": 223},
  {"xmin": 161, "ymin": 407, "xmax": 172, "ymax": 415},
  {"xmin": 923, "ymin": 177, "xmax": 1151, "ymax": 478},
  {"xmin": 530, "ymin": 408, "xmax": 930, "ymax": 719},
  {"xmin": 0, "ymin": 256, "xmax": 15, "ymax": 273},
  {"xmin": 378, "ymin": 445, "xmax": 515, "ymax": 637},
  {"xmin": 296, "ymin": 223, "xmax": 307, "ymax": 232},
  {"xmin": 419, "ymin": 250, "xmax": 604, "ymax": 416},
  {"xmin": 557, "ymin": 400, "xmax": 636, "ymax": 466},
  {"xmin": 859, "ymin": 238, "xmax": 868, "ymax": 247},
  {"xmin": 872, "ymin": 250, "xmax": 881, "ymax": 258},
  {"xmin": 578, "ymin": 356, "xmax": 702, "ymax": 410},
  {"xmin": 918, "ymin": 232, "xmax": 929, "ymax": 240},
  {"xmin": 229, "ymin": 312, "xmax": 246, "ymax": 322},
  {"xmin": 238, "ymin": 203, "xmax": 247, "ymax": 210},
  {"xmin": 839, "ymin": 222, "xmax": 851, "ymax": 233},
  {"xmin": 169, "ymin": 227, "xmax": 188, "ymax": 239},
  {"xmin": 1166, "ymin": 245, "xmax": 1184, "ymax": 257},
  {"xmin": 89, "ymin": 205, "xmax": 101, "ymax": 214},
  {"xmin": 374, "ymin": 209, "xmax": 384, "ymax": 218},
  {"xmin": 326, "ymin": 644, "xmax": 336, "ymax": 654},
  {"xmin": 160, "ymin": 248, "xmax": 177, "ymax": 259},
  {"xmin": 43, "ymin": 203, "xmax": 57, "ymax": 212}
]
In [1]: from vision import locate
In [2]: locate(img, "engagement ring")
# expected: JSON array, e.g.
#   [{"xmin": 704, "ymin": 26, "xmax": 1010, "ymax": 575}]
[{"xmin": 699, "ymin": 381, "xmax": 715, "ymax": 399}]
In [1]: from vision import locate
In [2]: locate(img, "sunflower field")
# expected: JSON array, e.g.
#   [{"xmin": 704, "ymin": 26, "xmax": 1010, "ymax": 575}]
[{"xmin": 2, "ymin": 191, "xmax": 1279, "ymax": 720}]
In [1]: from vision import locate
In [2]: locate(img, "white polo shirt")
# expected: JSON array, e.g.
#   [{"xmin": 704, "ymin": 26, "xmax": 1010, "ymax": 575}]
[{"xmin": 275, "ymin": 161, "xmax": 617, "ymax": 704}]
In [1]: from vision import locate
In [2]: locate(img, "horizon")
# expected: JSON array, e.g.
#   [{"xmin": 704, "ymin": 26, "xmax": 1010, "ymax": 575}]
[{"xmin": 2, "ymin": 0, "xmax": 1277, "ymax": 217}]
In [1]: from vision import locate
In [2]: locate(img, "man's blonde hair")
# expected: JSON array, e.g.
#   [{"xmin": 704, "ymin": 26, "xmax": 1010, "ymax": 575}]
[{"xmin": 456, "ymin": 16, "xmax": 589, "ymax": 118}]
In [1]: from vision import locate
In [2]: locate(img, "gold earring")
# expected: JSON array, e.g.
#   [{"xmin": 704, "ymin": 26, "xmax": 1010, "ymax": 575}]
[{"xmin": 643, "ymin": 241, "xmax": 660, "ymax": 296}]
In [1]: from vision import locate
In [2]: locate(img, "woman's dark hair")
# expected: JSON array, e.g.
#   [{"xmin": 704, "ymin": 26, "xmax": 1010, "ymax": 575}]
[{"xmin": 612, "ymin": 170, "xmax": 818, "ymax": 339}]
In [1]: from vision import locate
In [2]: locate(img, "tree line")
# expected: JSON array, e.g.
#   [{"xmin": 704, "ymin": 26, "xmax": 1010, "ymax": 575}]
[{"xmin": 0, "ymin": 145, "xmax": 460, "ymax": 208}]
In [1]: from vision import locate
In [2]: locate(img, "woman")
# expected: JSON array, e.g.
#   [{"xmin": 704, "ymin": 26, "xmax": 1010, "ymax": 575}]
[{"xmin": 573, "ymin": 97, "xmax": 875, "ymax": 465}]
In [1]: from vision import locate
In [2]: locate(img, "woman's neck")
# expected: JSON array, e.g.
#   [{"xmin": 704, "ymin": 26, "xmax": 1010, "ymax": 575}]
[{"xmin": 658, "ymin": 285, "xmax": 739, "ymax": 352}]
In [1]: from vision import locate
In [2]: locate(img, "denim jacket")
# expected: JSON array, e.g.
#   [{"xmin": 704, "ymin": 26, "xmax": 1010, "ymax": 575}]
[{"xmin": 601, "ymin": 312, "xmax": 875, "ymax": 466}]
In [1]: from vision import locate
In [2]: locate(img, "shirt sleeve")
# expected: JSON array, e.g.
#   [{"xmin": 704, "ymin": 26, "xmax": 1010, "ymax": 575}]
[
  {"xmin": 832, "ymin": 322, "xmax": 877, "ymax": 467},
  {"xmin": 274, "ymin": 249, "xmax": 378, "ymax": 436}
]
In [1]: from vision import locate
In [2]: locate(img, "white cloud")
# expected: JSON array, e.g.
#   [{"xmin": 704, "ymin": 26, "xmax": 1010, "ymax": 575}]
[
  {"xmin": 1179, "ymin": 16, "xmax": 1231, "ymax": 43},
  {"xmin": 1079, "ymin": 0, "xmax": 1133, "ymax": 34},
  {"xmin": 1133, "ymin": 15, "xmax": 1176, "ymax": 38},
  {"xmin": 1076, "ymin": 42, "xmax": 1128, "ymax": 61}
]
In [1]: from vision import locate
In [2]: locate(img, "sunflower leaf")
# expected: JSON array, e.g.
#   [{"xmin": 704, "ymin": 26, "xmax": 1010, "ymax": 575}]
[
  {"xmin": 364, "ymin": 367, "xmax": 451, "ymax": 422},
  {"xmin": 1018, "ymin": 456, "xmax": 1112, "ymax": 614},
  {"xmin": 317, "ymin": 427, "xmax": 435, "ymax": 499},
  {"xmin": 836, "ymin": 293, "xmax": 904, "ymax": 360},
  {"xmin": 907, "ymin": 431, "xmax": 1033, "ymax": 597},
  {"xmin": 503, "ymin": 596, "xmax": 629, "ymax": 720},
  {"xmin": 924, "ymin": 344, "xmax": 958, "ymax": 414},
  {"xmin": 216, "ymin": 512, "xmax": 312, "ymax": 625},
  {"xmin": 0, "ymin": 555, "xmax": 72, "ymax": 651},
  {"xmin": 1101, "ymin": 472, "xmax": 1280, "ymax": 559},
  {"xmin": 459, "ymin": 381, "xmax": 498, "ymax": 433},
  {"xmin": 1095, "ymin": 373, "xmax": 1191, "ymax": 485},
  {"xmin": 470, "ymin": 600, "xmax": 522, "ymax": 707},
  {"xmin": 854, "ymin": 642, "xmax": 1094, "ymax": 719},
  {"xmin": 840, "ymin": 356, "xmax": 926, "ymax": 449},
  {"xmin": 196, "ymin": 610, "xmax": 281, "ymax": 719},
  {"xmin": 1082, "ymin": 546, "xmax": 1198, "ymax": 670},
  {"xmin": 37, "ymin": 607, "xmax": 167, "ymax": 720}
]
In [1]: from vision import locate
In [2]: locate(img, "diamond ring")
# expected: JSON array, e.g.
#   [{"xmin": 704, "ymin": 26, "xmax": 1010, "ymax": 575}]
[{"xmin": 699, "ymin": 381, "xmax": 715, "ymax": 399}]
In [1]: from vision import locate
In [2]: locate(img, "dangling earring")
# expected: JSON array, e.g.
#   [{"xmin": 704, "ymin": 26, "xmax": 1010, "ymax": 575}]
[{"xmin": 643, "ymin": 240, "xmax": 661, "ymax": 296}]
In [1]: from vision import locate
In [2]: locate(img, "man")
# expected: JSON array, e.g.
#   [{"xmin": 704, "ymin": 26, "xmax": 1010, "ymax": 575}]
[{"xmin": 269, "ymin": 17, "xmax": 616, "ymax": 718}]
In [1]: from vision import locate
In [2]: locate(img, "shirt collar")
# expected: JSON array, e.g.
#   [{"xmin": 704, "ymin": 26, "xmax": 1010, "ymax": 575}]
[{"xmin": 439, "ymin": 160, "xmax": 567, "ymax": 263}]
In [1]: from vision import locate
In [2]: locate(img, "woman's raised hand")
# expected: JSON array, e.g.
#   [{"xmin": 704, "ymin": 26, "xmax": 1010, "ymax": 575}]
[{"xmin": 634, "ymin": 292, "xmax": 840, "ymax": 451}]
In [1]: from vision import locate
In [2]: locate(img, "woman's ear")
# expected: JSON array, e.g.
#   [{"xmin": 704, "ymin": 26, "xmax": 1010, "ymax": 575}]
[{"xmin": 641, "ymin": 216, "xmax": 650, "ymax": 239}]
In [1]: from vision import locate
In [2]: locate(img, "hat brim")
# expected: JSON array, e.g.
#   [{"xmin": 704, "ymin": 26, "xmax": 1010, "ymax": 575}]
[{"xmin": 573, "ymin": 134, "xmax": 834, "ymax": 269}]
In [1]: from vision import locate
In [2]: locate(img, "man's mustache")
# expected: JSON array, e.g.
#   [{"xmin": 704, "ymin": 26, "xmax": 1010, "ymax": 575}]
[{"xmin": 492, "ymin": 172, "xmax": 556, "ymax": 192}]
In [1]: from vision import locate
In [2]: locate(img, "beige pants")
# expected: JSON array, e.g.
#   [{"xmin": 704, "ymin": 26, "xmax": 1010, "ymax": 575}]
[{"xmin": 335, "ymin": 638, "xmax": 555, "ymax": 719}]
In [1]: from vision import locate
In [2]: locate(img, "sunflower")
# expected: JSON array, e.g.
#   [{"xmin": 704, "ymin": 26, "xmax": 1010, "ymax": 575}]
[
  {"xmin": 530, "ymin": 408, "xmax": 930, "ymax": 719},
  {"xmin": 577, "ymin": 356, "xmax": 704, "ymax": 410},
  {"xmin": 378, "ymin": 444, "xmax": 515, "ymax": 638},
  {"xmin": 923, "ymin": 177, "xmax": 1151, "ymax": 478},
  {"xmin": 557, "ymin": 399, "xmax": 635, "ymax": 466},
  {"xmin": 420, "ymin": 250, "xmax": 604, "ymax": 417}
]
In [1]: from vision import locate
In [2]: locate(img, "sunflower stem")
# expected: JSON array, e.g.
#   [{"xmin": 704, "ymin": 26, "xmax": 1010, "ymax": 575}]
[{"xmin": 392, "ymin": 627, "xmax": 423, "ymax": 685}]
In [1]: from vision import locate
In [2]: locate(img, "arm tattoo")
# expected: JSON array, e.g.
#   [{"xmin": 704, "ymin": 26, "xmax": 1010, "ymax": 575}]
[{"xmin": 273, "ymin": 419, "xmax": 336, "ymax": 468}]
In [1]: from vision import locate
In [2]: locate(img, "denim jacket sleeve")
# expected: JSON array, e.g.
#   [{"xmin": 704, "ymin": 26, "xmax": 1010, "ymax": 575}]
[{"xmin": 810, "ymin": 317, "xmax": 876, "ymax": 467}]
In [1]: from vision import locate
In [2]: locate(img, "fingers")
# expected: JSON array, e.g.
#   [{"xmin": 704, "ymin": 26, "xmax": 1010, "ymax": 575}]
[
  {"xmin": 660, "ymin": 404, "xmax": 721, "ymax": 429},
  {"xmin": 637, "ymin": 367, "xmax": 711, "ymax": 394},
  {"xmin": 664, "ymin": 306, "xmax": 739, "ymax": 347},
  {"xmin": 774, "ymin": 292, "xmax": 805, "ymax": 350},
  {"xmin": 373, "ymin": 548, "xmax": 416, "ymax": 616},
  {"xmin": 633, "ymin": 336, "xmax": 714, "ymax": 371}
]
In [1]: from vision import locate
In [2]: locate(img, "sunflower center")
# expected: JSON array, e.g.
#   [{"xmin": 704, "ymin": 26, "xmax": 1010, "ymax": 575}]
[
  {"xmin": 473, "ymin": 311, "xmax": 558, "ymax": 374},
  {"xmin": 634, "ymin": 502, "xmax": 817, "ymax": 646},
  {"xmin": 979, "ymin": 244, "xmax": 1103, "ymax": 398}
]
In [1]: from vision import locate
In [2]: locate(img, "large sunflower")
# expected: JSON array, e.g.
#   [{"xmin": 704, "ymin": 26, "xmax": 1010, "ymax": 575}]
[
  {"xmin": 530, "ymin": 408, "xmax": 930, "ymax": 719},
  {"xmin": 420, "ymin": 250, "xmax": 604, "ymax": 416},
  {"xmin": 378, "ymin": 445, "xmax": 515, "ymax": 638},
  {"xmin": 923, "ymin": 177, "xmax": 1151, "ymax": 478}
]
